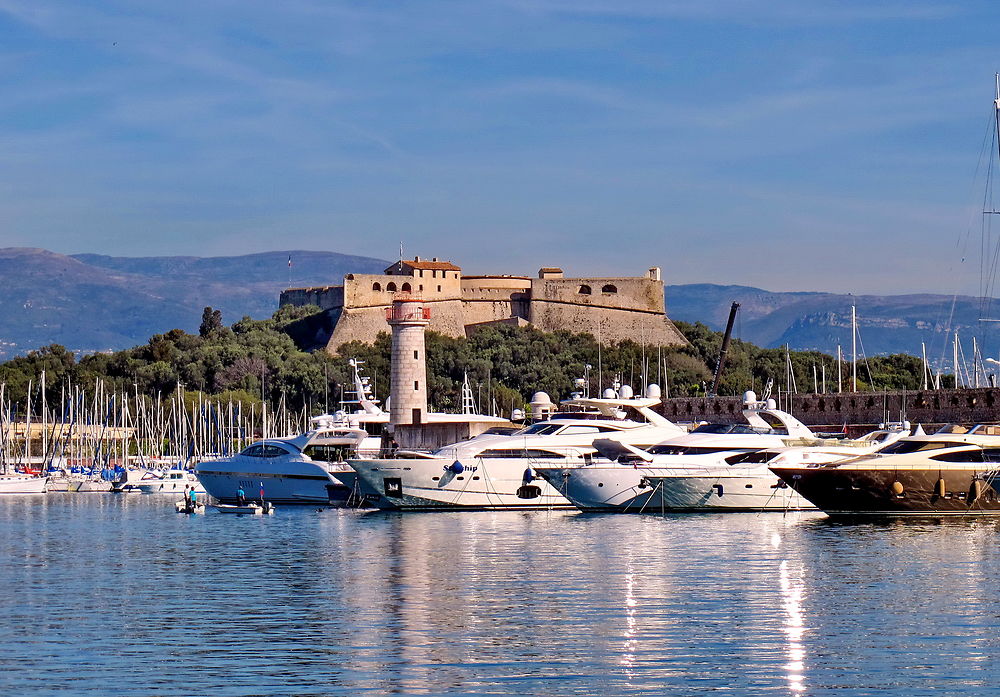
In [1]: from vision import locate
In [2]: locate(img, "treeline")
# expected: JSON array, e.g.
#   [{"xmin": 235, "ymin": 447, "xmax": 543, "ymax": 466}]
[{"xmin": 0, "ymin": 305, "xmax": 937, "ymax": 417}]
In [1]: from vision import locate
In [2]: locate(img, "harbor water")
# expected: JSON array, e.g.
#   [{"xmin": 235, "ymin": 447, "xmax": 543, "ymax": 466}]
[{"xmin": 3, "ymin": 496, "xmax": 1000, "ymax": 696}]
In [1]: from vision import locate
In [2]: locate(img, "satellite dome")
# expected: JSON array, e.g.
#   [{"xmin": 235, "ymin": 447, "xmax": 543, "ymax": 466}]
[
  {"xmin": 602, "ymin": 388, "xmax": 617, "ymax": 399},
  {"xmin": 765, "ymin": 398, "xmax": 777, "ymax": 410},
  {"xmin": 645, "ymin": 384, "xmax": 662, "ymax": 399},
  {"xmin": 618, "ymin": 385, "xmax": 634, "ymax": 399},
  {"xmin": 743, "ymin": 390, "xmax": 757, "ymax": 403},
  {"xmin": 530, "ymin": 391, "xmax": 553, "ymax": 405}
]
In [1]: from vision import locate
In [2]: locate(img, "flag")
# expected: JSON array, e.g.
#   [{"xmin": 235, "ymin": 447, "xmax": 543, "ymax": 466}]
[{"xmin": 287, "ymin": 255, "xmax": 292, "ymax": 268}]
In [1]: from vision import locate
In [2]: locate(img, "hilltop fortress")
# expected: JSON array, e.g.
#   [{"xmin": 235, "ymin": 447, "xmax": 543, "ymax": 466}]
[{"xmin": 279, "ymin": 257, "xmax": 687, "ymax": 353}]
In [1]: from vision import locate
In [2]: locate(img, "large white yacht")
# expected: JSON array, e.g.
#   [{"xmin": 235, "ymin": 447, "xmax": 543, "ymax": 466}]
[
  {"xmin": 195, "ymin": 360, "xmax": 390, "ymax": 505},
  {"xmin": 347, "ymin": 386, "xmax": 685, "ymax": 510},
  {"xmin": 533, "ymin": 392, "xmax": 899, "ymax": 512},
  {"xmin": 636, "ymin": 426, "xmax": 908, "ymax": 512}
]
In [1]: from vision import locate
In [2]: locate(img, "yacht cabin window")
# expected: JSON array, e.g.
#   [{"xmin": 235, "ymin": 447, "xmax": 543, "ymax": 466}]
[
  {"xmin": 929, "ymin": 449, "xmax": 986, "ymax": 463},
  {"xmin": 559, "ymin": 425, "xmax": 609, "ymax": 435},
  {"xmin": 690, "ymin": 423, "xmax": 774, "ymax": 435},
  {"xmin": 879, "ymin": 440, "xmax": 953, "ymax": 455},
  {"xmin": 648, "ymin": 445, "xmax": 756, "ymax": 456},
  {"xmin": 476, "ymin": 449, "xmax": 566, "ymax": 459},
  {"xmin": 724, "ymin": 450, "xmax": 774, "ymax": 465}
]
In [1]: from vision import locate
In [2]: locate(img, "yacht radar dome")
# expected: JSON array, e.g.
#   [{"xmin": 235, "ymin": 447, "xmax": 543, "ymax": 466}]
[
  {"xmin": 765, "ymin": 398, "xmax": 777, "ymax": 410},
  {"xmin": 618, "ymin": 385, "xmax": 634, "ymax": 399},
  {"xmin": 743, "ymin": 390, "xmax": 757, "ymax": 404},
  {"xmin": 645, "ymin": 384, "xmax": 661, "ymax": 399},
  {"xmin": 602, "ymin": 388, "xmax": 617, "ymax": 399},
  {"xmin": 530, "ymin": 391, "xmax": 553, "ymax": 405}
]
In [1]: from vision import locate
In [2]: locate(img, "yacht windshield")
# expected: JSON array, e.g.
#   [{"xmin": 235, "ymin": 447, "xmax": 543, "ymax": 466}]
[
  {"xmin": 935, "ymin": 424, "xmax": 970, "ymax": 434},
  {"xmin": 515, "ymin": 423, "xmax": 564, "ymax": 436},
  {"xmin": 690, "ymin": 423, "xmax": 773, "ymax": 435},
  {"xmin": 240, "ymin": 444, "xmax": 291, "ymax": 458}
]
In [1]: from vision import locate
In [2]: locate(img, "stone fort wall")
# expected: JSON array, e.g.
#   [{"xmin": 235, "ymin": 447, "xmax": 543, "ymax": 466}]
[{"xmin": 278, "ymin": 260, "xmax": 688, "ymax": 353}]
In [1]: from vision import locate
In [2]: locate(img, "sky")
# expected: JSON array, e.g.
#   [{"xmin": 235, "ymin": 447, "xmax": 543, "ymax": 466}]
[{"xmin": 0, "ymin": 0, "xmax": 998, "ymax": 295}]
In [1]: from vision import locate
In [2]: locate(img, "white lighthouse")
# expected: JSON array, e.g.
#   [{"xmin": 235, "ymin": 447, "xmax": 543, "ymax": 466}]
[{"xmin": 386, "ymin": 293, "xmax": 430, "ymax": 428}]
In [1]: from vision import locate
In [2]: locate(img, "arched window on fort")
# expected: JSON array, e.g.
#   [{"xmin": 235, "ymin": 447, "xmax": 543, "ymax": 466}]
[
  {"xmin": 578, "ymin": 284, "xmax": 592, "ymax": 295},
  {"xmin": 602, "ymin": 284, "xmax": 618, "ymax": 294},
  {"xmin": 372, "ymin": 282, "xmax": 382, "ymax": 292},
  {"xmin": 402, "ymin": 282, "xmax": 412, "ymax": 293},
  {"xmin": 387, "ymin": 282, "xmax": 398, "ymax": 292}
]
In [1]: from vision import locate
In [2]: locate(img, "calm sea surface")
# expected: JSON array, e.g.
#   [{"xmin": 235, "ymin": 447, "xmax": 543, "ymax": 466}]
[{"xmin": 2, "ymin": 495, "xmax": 999, "ymax": 696}]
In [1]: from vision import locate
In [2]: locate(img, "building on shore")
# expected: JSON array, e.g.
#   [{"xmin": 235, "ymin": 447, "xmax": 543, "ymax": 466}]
[{"xmin": 279, "ymin": 257, "xmax": 688, "ymax": 353}]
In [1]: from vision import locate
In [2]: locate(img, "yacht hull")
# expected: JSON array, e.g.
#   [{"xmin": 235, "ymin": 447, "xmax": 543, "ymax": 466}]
[
  {"xmin": 195, "ymin": 464, "xmax": 347, "ymax": 505},
  {"xmin": 535, "ymin": 465, "xmax": 661, "ymax": 512},
  {"xmin": 0, "ymin": 475, "xmax": 48, "ymax": 494},
  {"xmin": 651, "ymin": 473, "xmax": 814, "ymax": 511},
  {"xmin": 348, "ymin": 458, "xmax": 573, "ymax": 510},
  {"xmin": 770, "ymin": 466, "xmax": 1000, "ymax": 516}
]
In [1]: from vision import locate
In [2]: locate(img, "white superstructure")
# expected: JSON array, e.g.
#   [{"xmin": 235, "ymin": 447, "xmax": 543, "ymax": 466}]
[
  {"xmin": 535, "ymin": 392, "xmax": 906, "ymax": 512},
  {"xmin": 348, "ymin": 388, "xmax": 685, "ymax": 510}
]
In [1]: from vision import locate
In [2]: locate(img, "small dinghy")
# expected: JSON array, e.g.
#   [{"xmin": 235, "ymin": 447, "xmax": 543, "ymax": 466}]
[
  {"xmin": 175, "ymin": 499, "xmax": 206, "ymax": 514},
  {"xmin": 213, "ymin": 501, "xmax": 276, "ymax": 515}
]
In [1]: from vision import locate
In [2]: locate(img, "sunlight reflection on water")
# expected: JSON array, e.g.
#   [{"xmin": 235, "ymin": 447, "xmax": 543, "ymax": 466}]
[{"xmin": 2, "ymin": 496, "xmax": 1000, "ymax": 695}]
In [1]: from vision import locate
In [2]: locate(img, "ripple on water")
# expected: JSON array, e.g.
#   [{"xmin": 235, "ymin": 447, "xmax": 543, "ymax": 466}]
[{"xmin": 2, "ymin": 497, "xmax": 1000, "ymax": 695}]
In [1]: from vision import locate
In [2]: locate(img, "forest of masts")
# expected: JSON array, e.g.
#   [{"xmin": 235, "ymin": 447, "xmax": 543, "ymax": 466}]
[{"xmin": 0, "ymin": 371, "xmax": 310, "ymax": 470}]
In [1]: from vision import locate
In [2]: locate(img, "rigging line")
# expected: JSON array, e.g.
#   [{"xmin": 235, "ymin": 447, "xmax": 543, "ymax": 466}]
[
  {"xmin": 856, "ymin": 329, "xmax": 876, "ymax": 389},
  {"xmin": 938, "ymin": 109, "xmax": 999, "ymax": 366}
]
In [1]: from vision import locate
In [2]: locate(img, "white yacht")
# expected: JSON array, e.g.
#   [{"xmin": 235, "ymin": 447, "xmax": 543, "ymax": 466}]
[
  {"xmin": 195, "ymin": 360, "xmax": 390, "ymax": 505},
  {"xmin": 348, "ymin": 386, "xmax": 685, "ymax": 510},
  {"xmin": 133, "ymin": 467, "xmax": 205, "ymax": 495},
  {"xmin": 637, "ymin": 427, "xmax": 908, "ymax": 512},
  {"xmin": 534, "ymin": 392, "xmax": 900, "ymax": 512}
]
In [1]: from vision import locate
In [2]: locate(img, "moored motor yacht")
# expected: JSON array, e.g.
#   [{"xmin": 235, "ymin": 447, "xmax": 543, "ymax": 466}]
[
  {"xmin": 133, "ymin": 467, "xmax": 205, "ymax": 495},
  {"xmin": 533, "ymin": 392, "xmax": 895, "ymax": 512},
  {"xmin": 194, "ymin": 360, "xmax": 391, "ymax": 505},
  {"xmin": 771, "ymin": 423, "xmax": 1000, "ymax": 516},
  {"xmin": 348, "ymin": 386, "xmax": 686, "ymax": 510},
  {"xmin": 638, "ymin": 427, "xmax": 908, "ymax": 512}
]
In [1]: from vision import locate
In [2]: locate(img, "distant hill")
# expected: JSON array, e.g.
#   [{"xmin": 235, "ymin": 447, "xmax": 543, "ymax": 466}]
[
  {"xmin": 0, "ymin": 248, "xmax": 388, "ymax": 358},
  {"xmin": 665, "ymin": 283, "xmax": 993, "ymax": 360},
  {"xmin": 0, "ymin": 248, "xmax": 993, "ymax": 361}
]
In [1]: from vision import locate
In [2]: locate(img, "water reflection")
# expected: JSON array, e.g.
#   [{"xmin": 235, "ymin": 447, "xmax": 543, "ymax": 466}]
[{"xmin": 4, "ymin": 501, "xmax": 1000, "ymax": 695}]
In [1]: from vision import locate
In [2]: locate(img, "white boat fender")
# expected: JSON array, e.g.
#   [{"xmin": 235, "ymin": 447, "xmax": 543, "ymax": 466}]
[
  {"xmin": 970, "ymin": 479, "xmax": 985, "ymax": 502},
  {"xmin": 935, "ymin": 478, "xmax": 947, "ymax": 498},
  {"xmin": 449, "ymin": 461, "xmax": 465, "ymax": 474}
]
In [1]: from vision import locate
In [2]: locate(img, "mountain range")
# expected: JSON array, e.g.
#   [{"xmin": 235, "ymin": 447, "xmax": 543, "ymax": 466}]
[{"xmin": 0, "ymin": 247, "xmax": 991, "ymax": 362}]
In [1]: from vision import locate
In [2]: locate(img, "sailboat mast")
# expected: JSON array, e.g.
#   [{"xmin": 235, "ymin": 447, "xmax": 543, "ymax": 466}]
[
  {"xmin": 994, "ymin": 73, "xmax": 1000, "ymax": 165},
  {"xmin": 851, "ymin": 305, "xmax": 857, "ymax": 392}
]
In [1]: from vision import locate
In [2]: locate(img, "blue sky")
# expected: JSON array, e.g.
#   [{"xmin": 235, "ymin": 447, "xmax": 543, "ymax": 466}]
[{"xmin": 0, "ymin": 0, "xmax": 997, "ymax": 294}]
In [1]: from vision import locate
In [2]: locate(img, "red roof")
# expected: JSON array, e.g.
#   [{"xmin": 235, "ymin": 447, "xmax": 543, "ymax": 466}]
[{"xmin": 387, "ymin": 260, "xmax": 461, "ymax": 272}]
